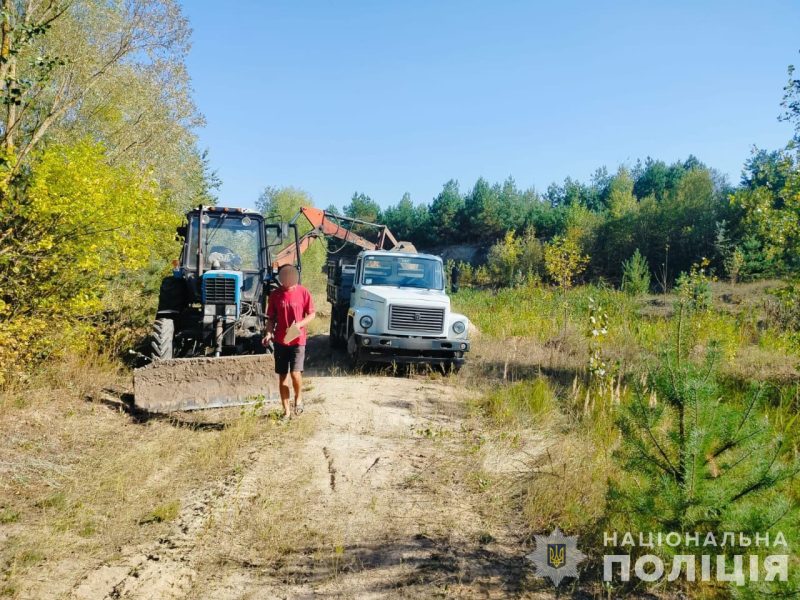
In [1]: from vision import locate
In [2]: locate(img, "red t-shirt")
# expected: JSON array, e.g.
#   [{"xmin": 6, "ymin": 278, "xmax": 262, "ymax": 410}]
[{"xmin": 267, "ymin": 285, "xmax": 315, "ymax": 346}]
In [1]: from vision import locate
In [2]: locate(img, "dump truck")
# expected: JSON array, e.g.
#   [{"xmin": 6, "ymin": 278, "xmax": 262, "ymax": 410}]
[
  {"xmin": 270, "ymin": 207, "xmax": 470, "ymax": 370},
  {"xmin": 133, "ymin": 205, "xmax": 301, "ymax": 412},
  {"xmin": 327, "ymin": 251, "xmax": 470, "ymax": 371}
]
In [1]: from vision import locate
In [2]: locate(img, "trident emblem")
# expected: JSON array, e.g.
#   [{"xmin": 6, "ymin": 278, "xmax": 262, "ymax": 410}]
[
  {"xmin": 526, "ymin": 528, "xmax": 585, "ymax": 586},
  {"xmin": 547, "ymin": 543, "xmax": 566, "ymax": 568}
]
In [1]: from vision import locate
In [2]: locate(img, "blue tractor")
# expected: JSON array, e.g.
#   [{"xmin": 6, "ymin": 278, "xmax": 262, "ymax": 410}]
[
  {"xmin": 133, "ymin": 205, "xmax": 300, "ymax": 412},
  {"xmin": 151, "ymin": 204, "xmax": 300, "ymax": 359}
]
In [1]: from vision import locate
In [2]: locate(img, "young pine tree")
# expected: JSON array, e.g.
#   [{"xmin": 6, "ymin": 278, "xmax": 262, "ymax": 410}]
[
  {"xmin": 620, "ymin": 248, "xmax": 651, "ymax": 296},
  {"xmin": 607, "ymin": 312, "xmax": 800, "ymax": 596}
]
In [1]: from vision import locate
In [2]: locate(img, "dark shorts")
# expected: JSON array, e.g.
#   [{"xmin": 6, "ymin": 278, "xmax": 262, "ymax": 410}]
[{"xmin": 273, "ymin": 343, "xmax": 305, "ymax": 375}]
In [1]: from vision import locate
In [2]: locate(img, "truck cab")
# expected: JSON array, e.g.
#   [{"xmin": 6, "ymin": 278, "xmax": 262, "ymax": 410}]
[{"xmin": 329, "ymin": 250, "xmax": 470, "ymax": 370}]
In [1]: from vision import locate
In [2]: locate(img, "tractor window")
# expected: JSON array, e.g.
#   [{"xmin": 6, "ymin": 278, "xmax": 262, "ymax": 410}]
[
  {"xmin": 361, "ymin": 255, "xmax": 443, "ymax": 290},
  {"xmin": 186, "ymin": 214, "xmax": 263, "ymax": 271}
]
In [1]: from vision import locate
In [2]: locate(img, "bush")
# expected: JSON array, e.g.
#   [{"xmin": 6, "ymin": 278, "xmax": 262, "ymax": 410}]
[
  {"xmin": 544, "ymin": 235, "xmax": 589, "ymax": 290},
  {"xmin": 517, "ymin": 228, "xmax": 544, "ymax": 281},
  {"xmin": 620, "ymin": 249, "xmax": 650, "ymax": 296},
  {"xmin": 0, "ymin": 141, "xmax": 180, "ymax": 386},
  {"xmin": 485, "ymin": 228, "xmax": 543, "ymax": 287},
  {"xmin": 675, "ymin": 259, "xmax": 713, "ymax": 311},
  {"xmin": 764, "ymin": 280, "xmax": 800, "ymax": 332},
  {"xmin": 486, "ymin": 231, "xmax": 521, "ymax": 286}
]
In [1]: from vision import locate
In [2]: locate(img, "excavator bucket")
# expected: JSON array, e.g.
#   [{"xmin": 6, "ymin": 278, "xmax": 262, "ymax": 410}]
[{"xmin": 133, "ymin": 354, "xmax": 279, "ymax": 413}]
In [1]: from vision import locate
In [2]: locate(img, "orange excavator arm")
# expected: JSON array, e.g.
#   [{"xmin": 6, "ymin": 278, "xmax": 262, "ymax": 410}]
[{"xmin": 271, "ymin": 207, "xmax": 400, "ymax": 268}]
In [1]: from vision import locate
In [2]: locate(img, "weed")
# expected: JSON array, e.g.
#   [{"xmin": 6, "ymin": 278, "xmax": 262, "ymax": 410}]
[
  {"xmin": 140, "ymin": 500, "xmax": 180, "ymax": 525},
  {"xmin": 0, "ymin": 508, "xmax": 19, "ymax": 524},
  {"xmin": 479, "ymin": 379, "xmax": 555, "ymax": 426}
]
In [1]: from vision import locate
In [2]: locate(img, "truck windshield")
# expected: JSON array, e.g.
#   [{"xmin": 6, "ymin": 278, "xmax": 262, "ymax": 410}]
[
  {"xmin": 361, "ymin": 255, "xmax": 444, "ymax": 290},
  {"xmin": 186, "ymin": 213, "xmax": 262, "ymax": 271}
]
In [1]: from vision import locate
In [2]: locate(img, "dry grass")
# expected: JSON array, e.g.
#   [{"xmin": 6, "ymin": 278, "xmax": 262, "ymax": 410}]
[
  {"xmin": 0, "ymin": 353, "xmax": 298, "ymax": 598},
  {"xmin": 463, "ymin": 372, "xmax": 617, "ymax": 540},
  {"xmin": 518, "ymin": 431, "xmax": 611, "ymax": 533}
]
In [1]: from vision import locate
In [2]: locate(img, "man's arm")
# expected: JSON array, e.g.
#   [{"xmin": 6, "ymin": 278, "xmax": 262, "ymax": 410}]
[
  {"xmin": 295, "ymin": 312, "xmax": 316, "ymax": 328},
  {"xmin": 296, "ymin": 288, "xmax": 315, "ymax": 328},
  {"xmin": 263, "ymin": 295, "xmax": 277, "ymax": 343},
  {"xmin": 262, "ymin": 316, "xmax": 275, "ymax": 345}
]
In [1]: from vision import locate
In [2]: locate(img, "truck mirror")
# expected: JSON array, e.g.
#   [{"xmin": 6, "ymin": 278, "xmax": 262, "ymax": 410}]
[{"xmin": 176, "ymin": 225, "xmax": 187, "ymax": 239}]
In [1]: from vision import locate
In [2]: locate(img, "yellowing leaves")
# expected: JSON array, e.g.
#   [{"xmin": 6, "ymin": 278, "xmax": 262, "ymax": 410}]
[{"xmin": 0, "ymin": 139, "xmax": 182, "ymax": 384}]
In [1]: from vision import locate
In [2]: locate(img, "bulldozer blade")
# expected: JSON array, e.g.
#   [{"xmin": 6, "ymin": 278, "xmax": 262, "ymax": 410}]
[{"xmin": 133, "ymin": 354, "xmax": 279, "ymax": 413}]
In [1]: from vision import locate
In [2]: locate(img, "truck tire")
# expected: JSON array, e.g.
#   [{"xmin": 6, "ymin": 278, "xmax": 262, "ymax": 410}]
[
  {"xmin": 150, "ymin": 318, "xmax": 174, "ymax": 361},
  {"xmin": 444, "ymin": 361, "xmax": 462, "ymax": 375},
  {"xmin": 328, "ymin": 309, "xmax": 346, "ymax": 349},
  {"xmin": 328, "ymin": 313, "xmax": 339, "ymax": 348},
  {"xmin": 346, "ymin": 333, "xmax": 363, "ymax": 369}
]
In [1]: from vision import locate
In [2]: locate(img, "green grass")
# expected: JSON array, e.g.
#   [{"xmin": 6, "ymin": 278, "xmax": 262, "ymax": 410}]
[
  {"xmin": 140, "ymin": 500, "xmax": 181, "ymax": 524},
  {"xmin": 480, "ymin": 378, "xmax": 556, "ymax": 426},
  {"xmin": 459, "ymin": 279, "xmax": 800, "ymax": 593},
  {"xmin": 454, "ymin": 281, "xmax": 800, "ymax": 379},
  {"xmin": 0, "ymin": 508, "xmax": 19, "ymax": 524}
]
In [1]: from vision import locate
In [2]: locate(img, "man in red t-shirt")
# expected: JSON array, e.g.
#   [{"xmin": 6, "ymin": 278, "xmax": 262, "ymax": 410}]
[{"xmin": 262, "ymin": 265, "xmax": 315, "ymax": 419}]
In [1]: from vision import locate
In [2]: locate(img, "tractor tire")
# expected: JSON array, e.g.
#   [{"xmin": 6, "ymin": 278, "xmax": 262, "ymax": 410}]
[
  {"xmin": 157, "ymin": 276, "xmax": 188, "ymax": 314},
  {"xmin": 150, "ymin": 318, "xmax": 174, "ymax": 361}
]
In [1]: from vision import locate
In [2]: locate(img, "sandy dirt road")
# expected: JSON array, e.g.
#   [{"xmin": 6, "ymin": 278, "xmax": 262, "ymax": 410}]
[{"xmin": 57, "ymin": 351, "xmax": 545, "ymax": 599}]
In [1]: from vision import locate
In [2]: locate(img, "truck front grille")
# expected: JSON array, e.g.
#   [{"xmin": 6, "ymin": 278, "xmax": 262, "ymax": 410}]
[
  {"xmin": 204, "ymin": 277, "xmax": 237, "ymax": 304},
  {"xmin": 389, "ymin": 305, "xmax": 445, "ymax": 334}
]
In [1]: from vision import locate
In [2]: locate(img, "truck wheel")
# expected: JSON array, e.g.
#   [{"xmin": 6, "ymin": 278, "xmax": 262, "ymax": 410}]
[
  {"xmin": 444, "ymin": 361, "xmax": 462, "ymax": 375},
  {"xmin": 330, "ymin": 331, "xmax": 346, "ymax": 349},
  {"xmin": 347, "ymin": 333, "xmax": 363, "ymax": 369},
  {"xmin": 150, "ymin": 318, "xmax": 174, "ymax": 361},
  {"xmin": 328, "ymin": 323, "xmax": 343, "ymax": 349},
  {"xmin": 328, "ymin": 311, "xmax": 346, "ymax": 349}
]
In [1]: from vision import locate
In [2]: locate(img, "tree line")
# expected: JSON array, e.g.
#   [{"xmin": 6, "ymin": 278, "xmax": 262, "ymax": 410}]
[{"xmin": 332, "ymin": 68, "xmax": 800, "ymax": 288}]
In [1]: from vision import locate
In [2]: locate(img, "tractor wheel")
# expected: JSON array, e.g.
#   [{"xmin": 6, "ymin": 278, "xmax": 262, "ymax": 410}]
[
  {"xmin": 157, "ymin": 276, "xmax": 187, "ymax": 313},
  {"xmin": 150, "ymin": 318, "xmax": 174, "ymax": 361}
]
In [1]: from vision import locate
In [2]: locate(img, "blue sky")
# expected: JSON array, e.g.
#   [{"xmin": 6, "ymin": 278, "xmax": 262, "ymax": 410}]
[{"xmin": 184, "ymin": 1, "xmax": 800, "ymax": 210}]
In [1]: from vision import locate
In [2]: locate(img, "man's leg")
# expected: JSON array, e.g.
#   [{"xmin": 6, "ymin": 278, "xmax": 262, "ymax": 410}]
[
  {"xmin": 290, "ymin": 371, "xmax": 302, "ymax": 414},
  {"xmin": 278, "ymin": 373, "xmax": 291, "ymax": 417},
  {"xmin": 274, "ymin": 343, "xmax": 292, "ymax": 419},
  {"xmin": 290, "ymin": 345, "xmax": 306, "ymax": 415}
]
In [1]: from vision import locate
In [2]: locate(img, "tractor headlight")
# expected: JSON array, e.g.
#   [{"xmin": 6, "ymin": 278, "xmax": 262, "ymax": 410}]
[
  {"xmin": 452, "ymin": 320, "xmax": 466, "ymax": 334},
  {"xmin": 359, "ymin": 315, "xmax": 373, "ymax": 329},
  {"xmin": 224, "ymin": 304, "xmax": 237, "ymax": 316}
]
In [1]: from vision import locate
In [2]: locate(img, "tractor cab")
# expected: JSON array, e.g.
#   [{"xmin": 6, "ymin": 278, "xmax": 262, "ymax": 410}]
[
  {"xmin": 153, "ymin": 205, "xmax": 298, "ymax": 359},
  {"xmin": 180, "ymin": 207, "xmax": 268, "ymax": 303}
]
